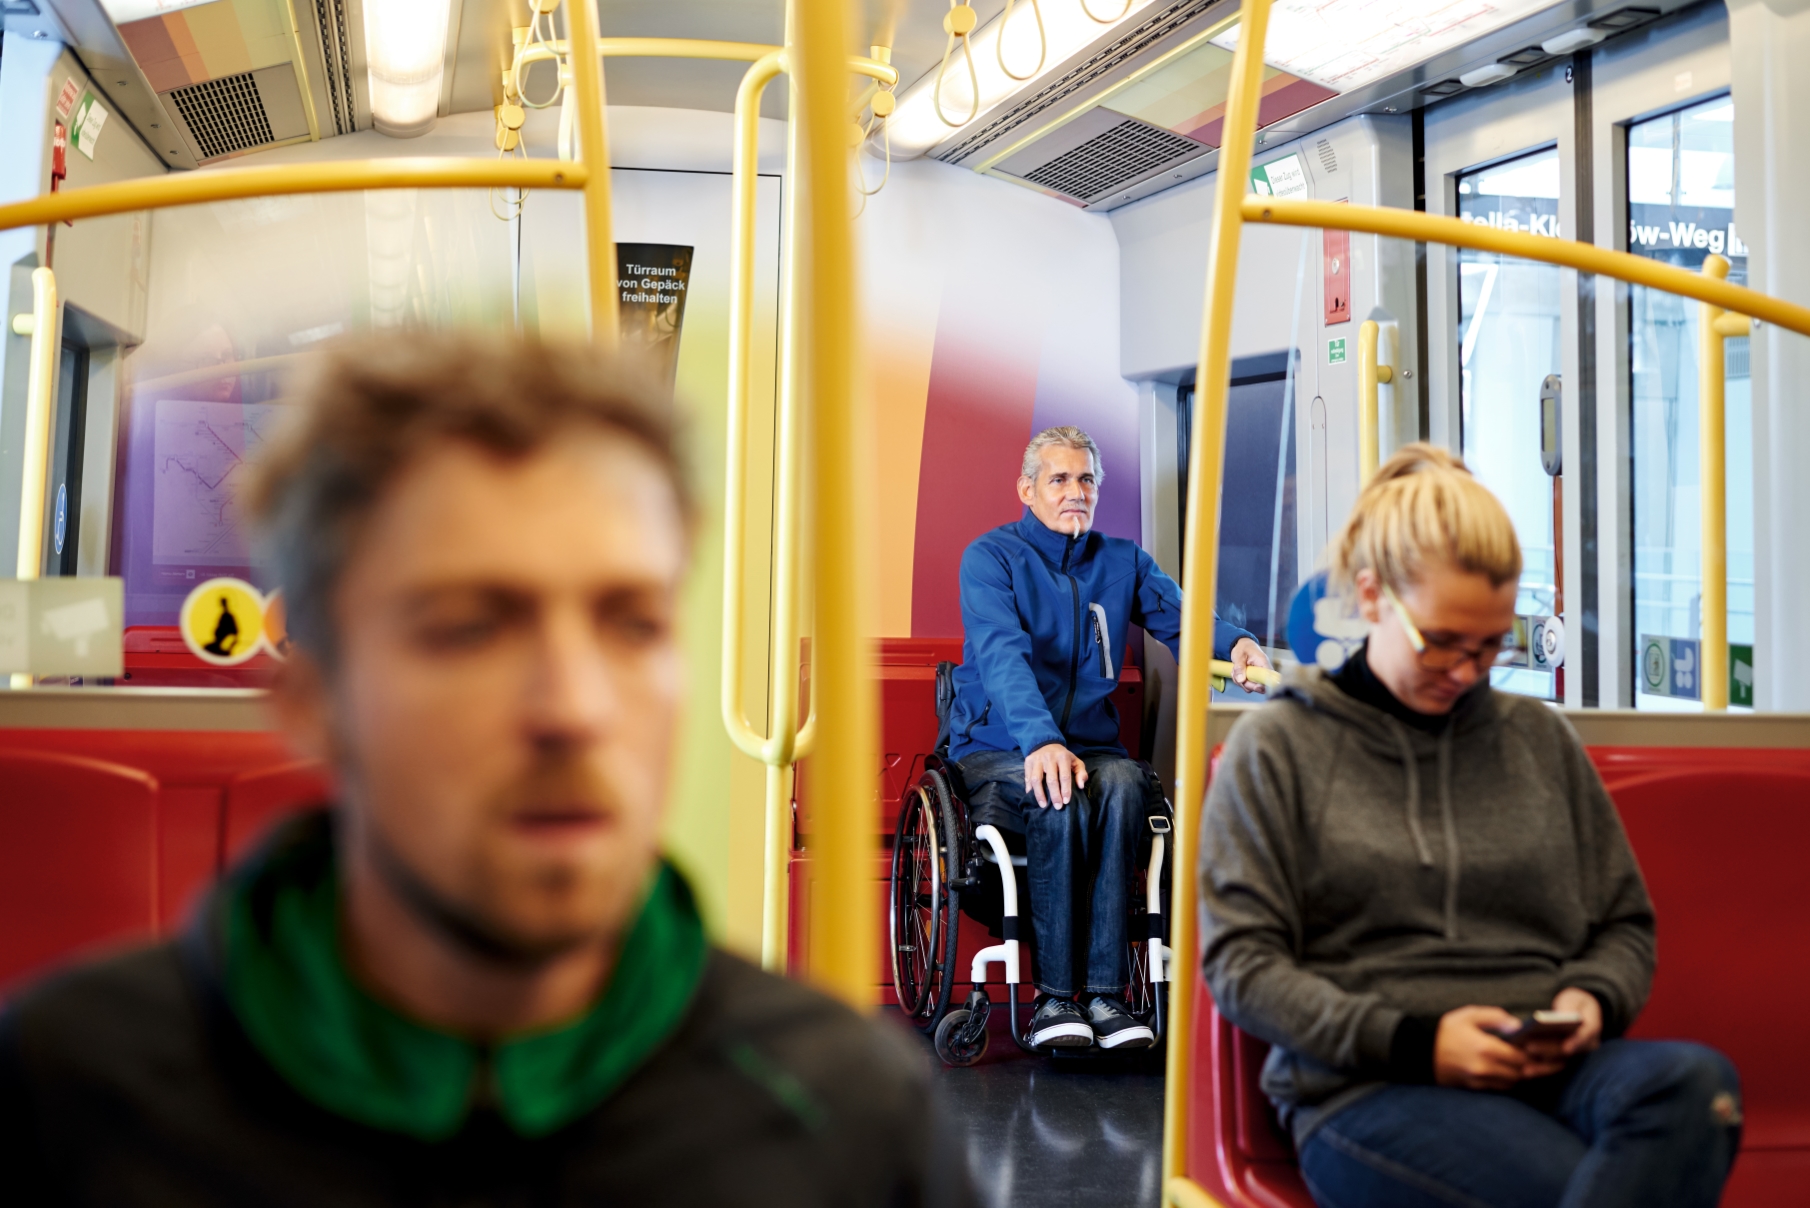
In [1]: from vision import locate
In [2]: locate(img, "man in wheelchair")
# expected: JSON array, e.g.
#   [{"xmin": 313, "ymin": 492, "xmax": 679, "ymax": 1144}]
[{"xmin": 946, "ymin": 426, "xmax": 1270, "ymax": 1050}]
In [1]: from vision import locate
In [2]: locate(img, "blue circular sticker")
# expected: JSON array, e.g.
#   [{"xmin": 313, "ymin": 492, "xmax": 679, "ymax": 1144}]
[
  {"xmin": 53, "ymin": 482, "xmax": 67, "ymax": 556},
  {"xmin": 1285, "ymin": 569, "xmax": 1369, "ymax": 671}
]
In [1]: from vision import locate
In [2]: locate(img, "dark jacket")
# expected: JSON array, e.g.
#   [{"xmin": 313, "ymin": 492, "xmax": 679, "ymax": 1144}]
[
  {"xmin": 1199, "ymin": 666, "xmax": 1656, "ymax": 1147},
  {"xmin": 0, "ymin": 814, "xmax": 973, "ymax": 1207},
  {"xmin": 948, "ymin": 513, "xmax": 1255, "ymax": 762}
]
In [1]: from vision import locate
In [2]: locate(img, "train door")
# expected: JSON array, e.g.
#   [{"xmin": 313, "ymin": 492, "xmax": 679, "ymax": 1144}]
[
  {"xmin": 1423, "ymin": 60, "xmax": 1576, "ymax": 703},
  {"xmin": 1587, "ymin": 2, "xmax": 1742, "ymax": 711}
]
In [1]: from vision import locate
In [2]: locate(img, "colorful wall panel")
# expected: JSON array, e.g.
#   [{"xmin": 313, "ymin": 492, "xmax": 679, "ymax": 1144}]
[{"xmin": 858, "ymin": 158, "xmax": 1139, "ymax": 638}]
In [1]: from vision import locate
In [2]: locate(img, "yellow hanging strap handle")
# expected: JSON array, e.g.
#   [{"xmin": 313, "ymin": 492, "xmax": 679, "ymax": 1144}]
[
  {"xmin": 1357, "ymin": 318, "xmax": 1392, "ymax": 485},
  {"xmin": 934, "ymin": 2, "xmax": 981, "ymax": 127},
  {"xmin": 1699, "ymin": 254, "xmax": 1748, "ymax": 711},
  {"xmin": 1162, "ymin": 0, "xmax": 1274, "ymax": 1186},
  {"xmin": 1079, "ymin": 0, "xmax": 1133, "ymax": 22},
  {"xmin": 997, "ymin": 0, "xmax": 1046, "ymax": 81}
]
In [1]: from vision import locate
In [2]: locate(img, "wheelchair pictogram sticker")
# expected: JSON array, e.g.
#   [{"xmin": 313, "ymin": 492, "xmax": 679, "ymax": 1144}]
[{"xmin": 179, "ymin": 578, "xmax": 267, "ymax": 666}]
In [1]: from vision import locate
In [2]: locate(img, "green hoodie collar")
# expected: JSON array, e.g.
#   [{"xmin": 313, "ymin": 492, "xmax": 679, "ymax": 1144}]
[{"xmin": 221, "ymin": 813, "xmax": 708, "ymax": 1141}]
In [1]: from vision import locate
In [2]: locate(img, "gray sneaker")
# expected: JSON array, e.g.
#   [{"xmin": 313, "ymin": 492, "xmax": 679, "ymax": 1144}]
[
  {"xmin": 1082, "ymin": 994, "xmax": 1156, "ymax": 1049},
  {"xmin": 1029, "ymin": 995, "xmax": 1094, "ymax": 1048}
]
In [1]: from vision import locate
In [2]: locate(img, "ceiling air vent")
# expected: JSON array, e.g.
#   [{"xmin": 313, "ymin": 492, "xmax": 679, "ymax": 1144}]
[
  {"xmin": 1003, "ymin": 112, "xmax": 1204, "ymax": 204},
  {"xmin": 936, "ymin": 0, "xmax": 1224, "ymax": 166},
  {"xmin": 169, "ymin": 73, "xmax": 274, "ymax": 159},
  {"xmin": 1316, "ymin": 138, "xmax": 1337, "ymax": 174},
  {"xmin": 163, "ymin": 65, "xmax": 312, "ymax": 164}
]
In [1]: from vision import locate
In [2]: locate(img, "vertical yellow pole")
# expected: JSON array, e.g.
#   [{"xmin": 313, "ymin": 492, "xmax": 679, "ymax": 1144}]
[
  {"xmin": 563, "ymin": 0, "xmax": 618, "ymax": 344},
  {"xmin": 10, "ymin": 266, "xmax": 58, "ymax": 689},
  {"xmin": 1699, "ymin": 255, "xmax": 1729, "ymax": 710},
  {"xmin": 793, "ymin": 0, "xmax": 873, "ymax": 1007},
  {"xmin": 1163, "ymin": 0, "xmax": 1272, "ymax": 1190},
  {"xmin": 1357, "ymin": 318, "xmax": 1391, "ymax": 484}
]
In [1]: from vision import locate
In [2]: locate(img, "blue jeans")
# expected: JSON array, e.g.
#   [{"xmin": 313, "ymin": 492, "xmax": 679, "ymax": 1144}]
[
  {"xmin": 956, "ymin": 750, "xmax": 1149, "ymax": 998},
  {"xmin": 1300, "ymin": 1040, "xmax": 1742, "ymax": 1208}
]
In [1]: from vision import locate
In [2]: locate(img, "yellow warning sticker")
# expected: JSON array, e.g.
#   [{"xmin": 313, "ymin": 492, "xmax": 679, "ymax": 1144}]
[{"xmin": 179, "ymin": 578, "xmax": 265, "ymax": 666}]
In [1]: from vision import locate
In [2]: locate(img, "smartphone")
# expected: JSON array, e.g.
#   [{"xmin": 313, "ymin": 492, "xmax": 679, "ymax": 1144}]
[{"xmin": 1487, "ymin": 1010, "xmax": 1582, "ymax": 1047}]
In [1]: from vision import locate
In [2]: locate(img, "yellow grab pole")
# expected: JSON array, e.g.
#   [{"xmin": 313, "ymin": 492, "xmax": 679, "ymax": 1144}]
[
  {"xmin": 12, "ymin": 266, "xmax": 58, "ymax": 581},
  {"xmin": 1163, "ymin": 0, "xmax": 1272, "ymax": 1185},
  {"xmin": 1699, "ymin": 255, "xmax": 1734, "ymax": 710},
  {"xmin": 562, "ymin": 0, "xmax": 617, "ymax": 345},
  {"xmin": 0, "ymin": 159, "xmax": 584, "ymax": 233},
  {"xmin": 10, "ymin": 267, "xmax": 58, "ymax": 689},
  {"xmin": 1356, "ymin": 318, "xmax": 1392, "ymax": 484},
  {"xmin": 1246, "ymin": 197, "xmax": 1810, "ymax": 340},
  {"xmin": 721, "ymin": 52, "xmax": 790, "ymax": 761},
  {"xmin": 793, "ymin": 0, "xmax": 873, "ymax": 1008}
]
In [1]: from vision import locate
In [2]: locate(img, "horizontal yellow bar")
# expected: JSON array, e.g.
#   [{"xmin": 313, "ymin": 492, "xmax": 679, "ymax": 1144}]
[
  {"xmin": 1245, "ymin": 196, "xmax": 1810, "ymax": 340},
  {"xmin": 520, "ymin": 38, "xmax": 900, "ymax": 86},
  {"xmin": 0, "ymin": 158, "xmax": 586, "ymax": 234},
  {"xmin": 1210, "ymin": 658, "xmax": 1281, "ymax": 687},
  {"xmin": 136, "ymin": 352, "xmax": 311, "ymax": 393}
]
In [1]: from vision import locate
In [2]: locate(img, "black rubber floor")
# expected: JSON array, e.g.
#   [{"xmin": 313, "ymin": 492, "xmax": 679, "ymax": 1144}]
[{"xmin": 935, "ymin": 1042, "xmax": 1164, "ymax": 1208}]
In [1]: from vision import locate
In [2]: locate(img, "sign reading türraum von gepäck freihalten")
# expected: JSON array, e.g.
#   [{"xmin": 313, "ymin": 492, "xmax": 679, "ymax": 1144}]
[{"xmin": 616, "ymin": 244, "xmax": 693, "ymax": 386}]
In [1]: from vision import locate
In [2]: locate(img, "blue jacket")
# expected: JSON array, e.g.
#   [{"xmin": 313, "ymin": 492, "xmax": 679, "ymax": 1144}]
[{"xmin": 947, "ymin": 514, "xmax": 1256, "ymax": 762}]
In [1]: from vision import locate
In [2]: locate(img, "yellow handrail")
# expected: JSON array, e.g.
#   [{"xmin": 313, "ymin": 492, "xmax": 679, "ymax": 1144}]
[
  {"xmin": 0, "ymin": 159, "xmax": 586, "ymax": 234},
  {"xmin": 1163, "ymin": 0, "xmax": 1273, "ymax": 1185},
  {"xmin": 516, "ymin": 36, "xmax": 901, "ymax": 88},
  {"xmin": 1246, "ymin": 196, "xmax": 1810, "ymax": 339},
  {"xmin": 1700, "ymin": 254, "xmax": 1747, "ymax": 711},
  {"xmin": 793, "ymin": 0, "xmax": 873, "ymax": 1010},
  {"xmin": 9, "ymin": 266, "xmax": 58, "ymax": 689},
  {"xmin": 1357, "ymin": 317, "xmax": 1392, "ymax": 484},
  {"xmin": 562, "ymin": 0, "xmax": 616, "ymax": 344},
  {"xmin": 134, "ymin": 352, "xmax": 312, "ymax": 394}
]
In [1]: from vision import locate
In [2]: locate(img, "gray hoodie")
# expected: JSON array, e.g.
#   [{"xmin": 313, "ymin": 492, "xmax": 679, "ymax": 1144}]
[{"xmin": 1198, "ymin": 666, "xmax": 1656, "ymax": 1146}]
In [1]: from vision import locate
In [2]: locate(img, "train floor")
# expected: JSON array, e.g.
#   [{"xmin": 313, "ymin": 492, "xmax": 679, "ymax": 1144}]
[{"xmin": 921, "ymin": 1009, "xmax": 1166, "ymax": 1208}]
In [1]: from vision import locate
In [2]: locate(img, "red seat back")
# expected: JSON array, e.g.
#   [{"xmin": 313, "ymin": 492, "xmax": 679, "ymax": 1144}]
[
  {"xmin": 1614, "ymin": 765, "xmax": 1810, "ymax": 1149},
  {"xmin": 223, "ymin": 760, "xmax": 335, "ymax": 866},
  {"xmin": 0, "ymin": 752, "xmax": 159, "ymax": 992}
]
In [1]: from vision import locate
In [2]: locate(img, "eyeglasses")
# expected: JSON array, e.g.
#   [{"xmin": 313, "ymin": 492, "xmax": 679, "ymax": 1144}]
[{"xmin": 1382, "ymin": 584, "xmax": 1513, "ymax": 673}]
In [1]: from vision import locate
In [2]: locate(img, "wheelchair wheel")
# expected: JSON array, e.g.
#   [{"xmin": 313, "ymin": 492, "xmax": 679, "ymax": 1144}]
[
  {"xmin": 934, "ymin": 1005, "xmax": 990, "ymax": 1066},
  {"xmin": 889, "ymin": 772, "xmax": 962, "ymax": 1032}
]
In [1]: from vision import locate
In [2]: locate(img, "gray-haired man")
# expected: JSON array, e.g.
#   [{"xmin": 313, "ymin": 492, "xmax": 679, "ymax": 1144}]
[{"xmin": 946, "ymin": 426, "xmax": 1269, "ymax": 1049}]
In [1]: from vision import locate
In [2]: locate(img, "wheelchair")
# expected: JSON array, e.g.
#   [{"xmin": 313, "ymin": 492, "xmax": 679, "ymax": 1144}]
[{"xmin": 887, "ymin": 663, "xmax": 1174, "ymax": 1066}]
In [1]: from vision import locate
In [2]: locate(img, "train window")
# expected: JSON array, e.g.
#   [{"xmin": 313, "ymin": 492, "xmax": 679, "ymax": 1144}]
[
  {"xmin": 1626, "ymin": 95, "xmax": 1749, "ymax": 711},
  {"xmin": 1177, "ymin": 351, "xmax": 1300, "ymax": 657},
  {"xmin": 1455, "ymin": 146, "xmax": 1561, "ymax": 700}
]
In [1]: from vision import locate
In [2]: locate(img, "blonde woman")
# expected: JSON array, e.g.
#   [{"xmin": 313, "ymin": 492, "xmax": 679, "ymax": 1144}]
[{"xmin": 1200, "ymin": 445, "xmax": 1740, "ymax": 1207}]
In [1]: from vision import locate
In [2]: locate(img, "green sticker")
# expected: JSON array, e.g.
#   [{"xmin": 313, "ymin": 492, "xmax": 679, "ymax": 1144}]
[
  {"xmin": 1729, "ymin": 643, "xmax": 1754, "ymax": 708},
  {"xmin": 1328, "ymin": 337, "xmax": 1347, "ymax": 364}
]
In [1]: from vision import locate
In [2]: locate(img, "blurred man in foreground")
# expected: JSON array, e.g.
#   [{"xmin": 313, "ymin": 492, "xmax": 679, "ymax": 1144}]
[{"xmin": 0, "ymin": 334, "xmax": 970, "ymax": 1207}]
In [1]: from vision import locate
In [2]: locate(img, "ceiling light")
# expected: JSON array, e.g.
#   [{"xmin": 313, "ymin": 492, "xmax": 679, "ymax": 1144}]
[
  {"xmin": 365, "ymin": 0, "xmax": 452, "ymax": 137},
  {"xmin": 888, "ymin": 0, "xmax": 1165, "ymax": 158},
  {"xmin": 1212, "ymin": 0, "xmax": 1566, "ymax": 93},
  {"xmin": 1541, "ymin": 27, "xmax": 1607, "ymax": 54},
  {"xmin": 1459, "ymin": 62, "xmax": 1518, "ymax": 87}
]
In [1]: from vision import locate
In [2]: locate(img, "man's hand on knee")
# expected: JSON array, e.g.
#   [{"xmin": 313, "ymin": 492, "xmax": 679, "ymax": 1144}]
[
  {"xmin": 1024, "ymin": 743, "xmax": 1087, "ymax": 809},
  {"xmin": 1230, "ymin": 637, "xmax": 1272, "ymax": 693}
]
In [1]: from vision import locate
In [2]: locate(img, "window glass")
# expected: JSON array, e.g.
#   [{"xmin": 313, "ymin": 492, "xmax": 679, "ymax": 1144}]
[
  {"xmin": 1626, "ymin": 95, "xmax": 1749, "ymax": 711},
  {"xmin": 1456, "ymin": 146, "xmax": 1562, "ymax": 699}
]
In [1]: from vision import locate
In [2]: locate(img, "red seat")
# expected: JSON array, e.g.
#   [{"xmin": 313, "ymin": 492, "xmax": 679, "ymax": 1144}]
[
  {"xmin": 1190, "ymin": 754, "xmax": 1810, "ymax": 1208},
  {"xmin": 0, "ymin": 752, "xmax": 159, "ymax": 994},
  {"xmin": 223, "ymin": 760, "xmax": 335, "ymax": 866}
]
